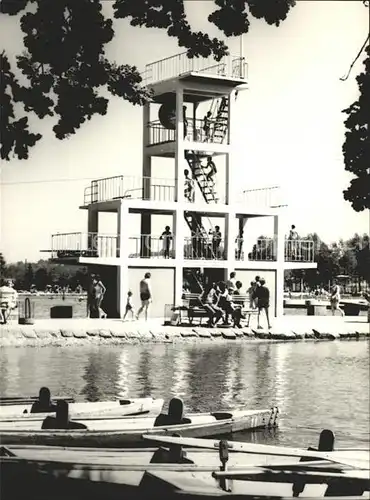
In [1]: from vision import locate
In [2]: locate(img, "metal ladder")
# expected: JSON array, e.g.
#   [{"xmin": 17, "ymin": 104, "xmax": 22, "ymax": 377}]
[
  {"xmin": 184, "ymin": 212, "xmax": 216, "ymax": 259},
  {"xmin": 185, "ymin": 151, "xmax": 218, "ymax": 204},
  {"xmin": 211, "ymin": 97, "xmax": 229, "ymax": 144}
]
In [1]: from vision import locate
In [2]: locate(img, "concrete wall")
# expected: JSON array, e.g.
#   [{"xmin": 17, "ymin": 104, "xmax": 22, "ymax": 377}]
[
  {"xmin": 128, "ymin": 267, "xmax": 175, "ymax": 318},
  {"xmin": 234, "ymin": 269, "xmax": 277, "ymax": 317}
]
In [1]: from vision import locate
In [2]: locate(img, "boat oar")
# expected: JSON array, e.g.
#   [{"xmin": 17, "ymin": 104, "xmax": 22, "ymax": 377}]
[{"xmin": 141, "ymin": 435, "xmax": 369, "ymax": 470}]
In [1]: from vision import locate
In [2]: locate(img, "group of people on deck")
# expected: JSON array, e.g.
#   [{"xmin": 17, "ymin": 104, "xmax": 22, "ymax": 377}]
[{"xmin": 198, "ymin": 273, "xmax": 271, "ymax": 330}]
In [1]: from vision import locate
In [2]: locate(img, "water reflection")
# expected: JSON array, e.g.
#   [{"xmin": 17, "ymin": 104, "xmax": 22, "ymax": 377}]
[
  {"xmin": 171, "ymin": 348, "xmax": 190, "ymax": 399},
  {"xmin": 274, "ymin": 343, "xmax": 292, "ymax": 414},
  {"xmin": 116, "ymin": 349, "xmax": 130, "ymax": 398},
  {"xmin": 81, "ymin": 349, "xmax": 120, "ymax": 401},
  {"xmin": 0, "ymin": 341, "xmax": 368, "ymax": 448}
]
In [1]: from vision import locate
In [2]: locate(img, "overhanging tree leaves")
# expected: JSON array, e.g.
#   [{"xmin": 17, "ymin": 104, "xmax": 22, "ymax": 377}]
[
  {"xmin": 1, "ymin": 0, "xmax": 296, "ymax": 160},
  {"xmin": 342, "ymin": 45, "xmax": 370, "ymax": 211}
]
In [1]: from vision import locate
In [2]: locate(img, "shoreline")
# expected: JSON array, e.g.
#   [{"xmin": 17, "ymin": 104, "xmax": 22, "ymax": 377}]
[{"xmin": 0, "ymin": 316, "xmax": 369, "ymax": 347}]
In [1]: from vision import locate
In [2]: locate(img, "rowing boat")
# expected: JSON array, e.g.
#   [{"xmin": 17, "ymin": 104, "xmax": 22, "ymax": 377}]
[
  {"xmin": 0, "ymin": 438, "xmax": 368, "ymax": 499},
  {"xmin": 0, "ymin": 407, "xmax": 278, "ymax": 447},
  {"xmin": 0, "ymin": 397, "xmax": 164, "ymax": 420}
]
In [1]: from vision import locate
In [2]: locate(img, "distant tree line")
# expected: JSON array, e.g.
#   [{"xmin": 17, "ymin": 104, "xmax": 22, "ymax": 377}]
[
  {"xmin": 284, "ymin": 232, "xmax": 370, "ymax": 292},
  {"xmin": 0, "ymin": 255, "xmax": 89, "ymax": 292}
]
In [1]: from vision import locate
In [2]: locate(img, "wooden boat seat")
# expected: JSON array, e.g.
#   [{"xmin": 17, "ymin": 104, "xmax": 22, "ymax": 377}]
[
  {"xmin": 0, "ymin": 446, "xmax": 16, "ymax": 457},
  {"xmin": 211, "ymin": 412, "xmax": 233, "ymax": 421}
]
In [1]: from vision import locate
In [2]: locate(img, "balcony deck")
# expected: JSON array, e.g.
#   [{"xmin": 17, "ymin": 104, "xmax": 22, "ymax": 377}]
[
  {"xmin": 147, "ymin": 118, "xmax": 227, "ymax": 150},
  {"xmin": 143, "ymin": 53, "xmax": 248, "ymax": 89},
  {"xmin": 45, "ymin": 233, "xmax": 315, "ymax": 266},
  {"xmin": 80, "ymin": 175, "xmax": 285, "ymax": 214}
]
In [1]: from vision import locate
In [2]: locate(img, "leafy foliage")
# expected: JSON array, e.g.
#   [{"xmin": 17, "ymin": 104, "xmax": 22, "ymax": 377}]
[
  {"xmin": 1, "ymin": 52, "xmax": 42, "ymax": 160},
  {"xmin": 285, "ymin": 233, "xmax": 370, "ymax": 290},
  {"xmin": 1, "ymin": 0, "xmax": 296, "ymax": 159},
  {"xmin": 342, "ymin": 45, "xmax": 370, "ymax": 211},
  {"xmin": 2, "ymin": 258, "xmax": 89, "ymax": 291}
]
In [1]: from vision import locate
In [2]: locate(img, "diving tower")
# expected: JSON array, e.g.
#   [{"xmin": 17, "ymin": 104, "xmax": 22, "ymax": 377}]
[{"xmin": 43, "ymin": 52, "xmax": 316, "ymax": 319}]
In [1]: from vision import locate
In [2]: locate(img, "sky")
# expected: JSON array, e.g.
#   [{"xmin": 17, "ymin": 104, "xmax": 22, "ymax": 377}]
[{"xmin": 0, "ymin": 0, "xmax": 369, "ymax": 263}]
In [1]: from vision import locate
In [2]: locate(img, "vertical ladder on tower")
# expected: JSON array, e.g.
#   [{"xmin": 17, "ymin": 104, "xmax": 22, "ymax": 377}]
[
  {"xmin": 211, "ymin": 97, "xmax": 229, "ymax": 144},
  {"xmin": 184, "ymin": 212, "xmax": 215, "ymax": 259},
  {"xmin": 185, "ymin": 151, "xmax": 219, "ymax": 204}
]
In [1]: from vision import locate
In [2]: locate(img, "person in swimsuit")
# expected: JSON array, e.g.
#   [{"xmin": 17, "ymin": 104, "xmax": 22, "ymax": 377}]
[
  {"xmin": 93, "ymin": 276, "xmax": 107, "ymax": 319},
  {"xmin": 123, "ymin": 291, "xmax": 135, "ymax": 320},
  {"xmin": 136, "ymin": 272, "xmax": 152, "ymax": 321},
  {"xmin": 330, "ymin": 281, "xmax": 344, "ymax": 317},
  {"xmin": 184, "ymin": 169, "xmax": 195, "ymax": 203},
  {"xmin": 253, "ymin": 278, "xmax": 272, "ymax": 330},
  {"xmin": 160, "ymin": 226, "xmax": 173, "ymax": 259}
]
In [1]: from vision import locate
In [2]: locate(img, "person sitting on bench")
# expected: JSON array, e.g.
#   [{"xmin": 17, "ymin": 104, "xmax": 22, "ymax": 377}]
[
  {"xmin": 154, "ymin": 397, "xmax": 191, "ymax": 427},
  {"xmin": 30, "ymin": 387, "xmax": 57, "ymax": 414},
  {"xmin": 42, "ymin": 400, "xmax": 87, "ymax": 430}
]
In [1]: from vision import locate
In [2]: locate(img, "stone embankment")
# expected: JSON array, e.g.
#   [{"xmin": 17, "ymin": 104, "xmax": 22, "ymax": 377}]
[{"xmin": 0, "ymin": 317, "xmax": 369, "ymax": 347}]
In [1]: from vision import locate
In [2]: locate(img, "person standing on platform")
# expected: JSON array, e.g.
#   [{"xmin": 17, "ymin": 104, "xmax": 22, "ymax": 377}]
[
  {"xmin": 205, "ymin": 156, "xmax": 217, "ymax": 182},
  {"xmin": 253, "ymin": 278, "xmax": 272, "ymax": 330},
  {"xmin": 136, "ymin": 272, "xmax": 152, "ymax": 321},
  {"xmin": 210, "ymin": 226, "xmax": 222, "ymax": 258},
  {"xmin": 184, "ymin": 169, "xmax": 195, "ymax": 203},
  {"xmin": 203, "ymin": 111, "xmax": 212, "ymax": 141},
  {"xmin": 236, "ymin": 230, "xmax": 244, "ymax": 260},
  {"xmin": 160, "ymin": 226, "xmax": 173, "ymax": 259},
  {"xmin": 288, "ymin": 225, "xmax": 299, "ymax": 260},
  {"xmin": 183, "ymin": 106, "xmax": 188, "ymax": 139}
]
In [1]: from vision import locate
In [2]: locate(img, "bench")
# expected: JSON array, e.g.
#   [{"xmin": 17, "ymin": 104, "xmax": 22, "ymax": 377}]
[{"xmin": 182, "ymin": 293, "xmax": 257, "ymax": 326}]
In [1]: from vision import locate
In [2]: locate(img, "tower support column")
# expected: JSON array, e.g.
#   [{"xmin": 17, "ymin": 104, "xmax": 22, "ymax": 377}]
[
  {"xmin": 225, "ymin": 91, "xmax": 237, "ymax": 205},
  {"xmin": 224, "ymin": 211, "xmax": 236, "ymax": 282},
  {"xmin": 117, "ymin": 203, "xmax": 129, "ymax": 318},
  {"xmin": 175, "ymin": 86, "xmax": 185, "ymax": 203},
  {"xmin": 274, "ymin": 214, "xmax": 285, "ymax": 317},
  {"xmin": 174, "ymin": 208, "xmax": 185, "ymax": 305}
]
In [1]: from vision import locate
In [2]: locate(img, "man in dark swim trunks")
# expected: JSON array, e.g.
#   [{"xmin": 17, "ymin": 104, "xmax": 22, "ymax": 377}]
[
  {"xmin": 42, "ymin": 400, "xmax": 87, "ymax": 430},
  {"xmin": 253, "ymin": 278, "xmax": 272, "ymax": 330},
  {"xmin": 30, "ymin": 387, "xmax": 57, "ymax": 414},
  {"xmin": 136, "ymin": 272, "xmax": 152, "ymax": 321}
]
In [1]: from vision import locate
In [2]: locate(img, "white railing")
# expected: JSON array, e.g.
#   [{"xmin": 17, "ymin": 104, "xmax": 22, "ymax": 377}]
[
  {"xmin": 143, "ymin": 53, "xmax": 247, "ymax": 85},
  {"xmin": 84, "ymin": 176, "xmax": 175, "ymax": 205},
  {"xmin": 184, "ymin": 236, "xmax": 225, "ymax": 260},
  {"xmin": 235, "ymin": 238, "xmax": 277, "ymax": 262},
  {"xmin": 285, "ymin": 240, "xmax": 314, "ymax": 262},
  {"xmin": 51, "ymin": 233, "xmax": 119, "ymax": 259},
  {"xmin": 242, "ymin": 186, "xmax": 285, "ymax": 209},
  {"xmin": 147, "ymin": 118, "xmax": 227, "ymax": 146},
  {"xmin": 129, "ymin": 235, "xmax": 175, "ymax": 259}
]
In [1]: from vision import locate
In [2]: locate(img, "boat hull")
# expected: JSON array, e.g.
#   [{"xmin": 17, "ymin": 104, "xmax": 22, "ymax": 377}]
[
  {"xmin": 0, "ymin": 398, "xmax": 164, "ymax": 420},
  {"xmin": 0, "ymin": 408, "xmax": 277, "ymax": 447},
  {"xmin": 1, "ymin": 445, "xmax": 367, "ymax": 500}
]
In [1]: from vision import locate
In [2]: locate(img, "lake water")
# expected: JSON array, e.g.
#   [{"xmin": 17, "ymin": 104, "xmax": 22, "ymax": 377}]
[{"xmin": 0, "ymin": 341, "xmax": 369, "ymax": 449}]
